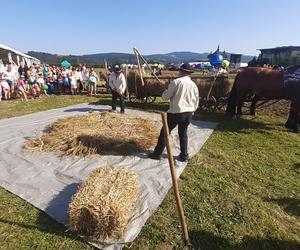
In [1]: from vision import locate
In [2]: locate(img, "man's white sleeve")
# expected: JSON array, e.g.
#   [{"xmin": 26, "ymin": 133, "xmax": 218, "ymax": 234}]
[
  {"xmin": 194, "ymin": 88, "xmax": 200, "ymax": 111},
  {"xmin": 109, "ymin": 75, "xmax": 114, "ymax": 89},
  {"xmin": 162, "ymin": 80, "xmax": 176, "ymax": 100},
  {"xmin": 120, "ymin": 74, "xmax": 126, "ymax": 94}
]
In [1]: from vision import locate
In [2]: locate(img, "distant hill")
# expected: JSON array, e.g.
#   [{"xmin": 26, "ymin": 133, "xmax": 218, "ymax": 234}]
[{"xmin": 27, "ymin": 51, "xmax": 254, "ymax": 65}]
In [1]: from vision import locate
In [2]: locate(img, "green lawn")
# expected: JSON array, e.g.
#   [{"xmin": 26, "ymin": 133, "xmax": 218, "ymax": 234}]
[
  {"xmin": 0, "ymin": 95, "xmax": 99, "ymax": 119},
  {"xmin": 0, "ymin": 95, "xmax": 299, "ymax": 250}
]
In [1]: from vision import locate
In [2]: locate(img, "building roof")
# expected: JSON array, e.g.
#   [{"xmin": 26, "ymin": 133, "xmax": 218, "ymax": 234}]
[
  {"xmin": 0, "ymin": 43, "xmax": 40, "ymax": 61},
  {"xmin": 258, "ymin": 46, "xmax": 300, "ymax": 53}
]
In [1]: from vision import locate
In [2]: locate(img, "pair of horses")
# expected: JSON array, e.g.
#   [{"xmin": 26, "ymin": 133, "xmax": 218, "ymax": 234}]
[{"xmin": 226, "ymin": 67, "xmax": 300, "ymax": 132}]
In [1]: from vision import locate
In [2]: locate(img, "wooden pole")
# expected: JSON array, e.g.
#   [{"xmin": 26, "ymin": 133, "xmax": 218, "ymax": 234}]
[
  {"xmin": 133, "ymin": 48, "xmax": 145, "ymax": 86},
  {"xmin": 104, "ymin": 59, "xmax": 108, "ymax": 73},
  {"xmin": 104, "ymin": 60, "xmax": 108, "ymax": 81},
  {"xmin": 161, "ymin": 112, "xmax": 190, "ymax": 247},
  {"xmin": 124, "ymin": 65, "xmax": 129, "ymax": 98},
  {"xmin": 206, "ymin": 70, "xmax": 220, "ymax": 100},
  {"xmin": 134, "ymin": 48, "xmax": 163, "ymax": 84}
]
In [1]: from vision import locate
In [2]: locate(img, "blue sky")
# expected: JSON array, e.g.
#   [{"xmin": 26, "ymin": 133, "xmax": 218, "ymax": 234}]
[{"xmin": 1, "ymin": 0, "xmax": 299, "ymax": 56}]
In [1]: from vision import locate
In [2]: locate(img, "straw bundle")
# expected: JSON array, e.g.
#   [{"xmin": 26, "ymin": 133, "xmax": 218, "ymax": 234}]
[
  {"xmin": 24, "ymin": 112, "xmax": 159, "ymax": 156},
  {"xmin": 69, "ymin": 167, "xmax": 140, "ymax": 242},
  {"xmin": 127, "ymin": 70, "xmax": 234, "ymax": 99},
  {"xmin": 193, "ymin": 77, "xmax": 234, "ymax": 98}
]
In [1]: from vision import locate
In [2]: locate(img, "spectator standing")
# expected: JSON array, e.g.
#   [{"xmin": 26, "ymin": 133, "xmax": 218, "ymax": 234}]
[
  {"xmin": 4, "ymin": 63, "xmax": 18, "ymax": 96},
  {"xmin": 70, "ymin": 70, "xmax": 77, "ymax": 95},
  {"xmin": 18, "ymin": 61, "xmax": 28, "ymax": 79},
  {"xmin": 88, "ymin": 68, "xmax": 98, "ymax": 95},
  {"xmin": 75, "ymin": 68, "xmax": 83, "ymax": 93}
]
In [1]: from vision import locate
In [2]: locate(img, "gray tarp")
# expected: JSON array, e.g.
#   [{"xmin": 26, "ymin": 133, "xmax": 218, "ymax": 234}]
[{"xmin": 0, "ymin": 103, "xmax": 217, "ymax": 249}]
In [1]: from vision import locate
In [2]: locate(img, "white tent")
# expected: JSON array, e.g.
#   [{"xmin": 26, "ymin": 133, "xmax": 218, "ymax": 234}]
[{"xmin": 0, "ymin": 43, "xmax": 40, "ymax": 67}]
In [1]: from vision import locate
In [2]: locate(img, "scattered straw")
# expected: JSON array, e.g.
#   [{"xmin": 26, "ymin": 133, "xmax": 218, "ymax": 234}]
[
  {"xmin": 24, "ymin": 112, "xmax": 159, "ymax": 156},
  {"xmin": 68, "ymin": 167, "xmax": 139, "ymax": 242}
]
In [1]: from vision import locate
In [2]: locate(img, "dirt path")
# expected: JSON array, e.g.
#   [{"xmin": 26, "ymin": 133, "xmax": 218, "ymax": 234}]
[{"xmin": 257, "ymin": 100, "xmax": 290, "ymax": 117}]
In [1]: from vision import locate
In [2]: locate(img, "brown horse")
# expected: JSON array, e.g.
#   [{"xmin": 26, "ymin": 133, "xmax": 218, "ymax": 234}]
[{"xmin": 226, "ymin": 67, "xmax": 300, "ymax": 132}]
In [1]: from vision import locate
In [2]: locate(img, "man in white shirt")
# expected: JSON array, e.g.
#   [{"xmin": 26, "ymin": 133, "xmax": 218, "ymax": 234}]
[
  {"xmin": 109, "ymin": 65, "xmax": 126, "ymax": 113},
  {"xmin": 149, "ymin": 63, "xmax": 199, "ymax": 162},
  {"xmin": 4, "ymin": 63, "xmax": 18, "ymax": 96}
]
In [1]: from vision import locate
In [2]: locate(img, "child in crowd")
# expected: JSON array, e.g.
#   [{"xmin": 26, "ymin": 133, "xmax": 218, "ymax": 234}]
[
  {"xmin": 29, "ymin": 73, "xmax": 40, "ymax": 98},
  {"xmin": 37, "ymin": 72, "xmax": 47, "ymax": 96},
  {"xmin": 63, "ymin": 76, "xmax": 70, "ymax": 94},
  {"xmin": 82, "ymin": 69, "xmax": 89, "ymax": 91},
  {"xmin": 57, "ymin": 74, "xmax": 64, "ymax": 94},
  {"xmin": 41, "ymin": 83, "xmax": 48, "ymax": 96},
  {"xmin": 69, "ymin": 71, "xmax": 77, "ymax": 95},
  {"xmin": 24, "ymin": 83, "xmax": 30, "ymax": 95},
  {"xmin": 88, "ymin": 68, "xmax": 98, "ymax": 95},
  {"xmin": 17, "ymin": 75, "xmax": 28, "ymax": 101},
  {"xmin": 75, "ymin": 68, "xmax": 83, "ymax": 93},
  {"xmin": 0, "ymin": 74, "xmax": 11, "ymax": 100}
]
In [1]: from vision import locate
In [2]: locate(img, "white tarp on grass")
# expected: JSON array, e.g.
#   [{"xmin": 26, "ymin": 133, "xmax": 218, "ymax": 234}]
[{"xmin": 0, "ymin": 103, "xmax": 217, "ymax": 249}]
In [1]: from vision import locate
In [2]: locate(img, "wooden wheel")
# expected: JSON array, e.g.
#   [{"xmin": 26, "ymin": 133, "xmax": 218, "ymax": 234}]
[
  {"xmin": 129, "ymin": 93, "xmax": 147, "ymax": 103},
  {"xmin": 129, "ymin": 93, "xmax": 142, "ymax": 103},
  {"xmin": 146, "ymin": 96, "xmax": 156, "ymax": 104},
  {"xmin": 215, "ymin": 97, "xmax": 228, "ymax": 110},
  {"xmin": 201, "ymin": 96, "xmax": 217, "ymax": 112}
]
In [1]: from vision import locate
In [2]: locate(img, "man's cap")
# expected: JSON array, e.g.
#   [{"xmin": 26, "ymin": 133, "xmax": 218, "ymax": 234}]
[
  {"xmin": 179, "ymin": 63, "xmax": 194, "ymax": 73},
  {"xmin": 114, "ymin": 65, "xmax": 122, "ymax": 73}
]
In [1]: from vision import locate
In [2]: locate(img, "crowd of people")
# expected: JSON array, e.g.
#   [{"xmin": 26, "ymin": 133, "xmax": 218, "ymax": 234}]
[{"xmin": 0, "ymin": 62, "xmax": 100, "ymax": 101}]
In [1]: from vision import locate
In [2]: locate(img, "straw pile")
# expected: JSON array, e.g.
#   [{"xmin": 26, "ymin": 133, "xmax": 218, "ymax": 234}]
[
  {"xmin": 69, "ymin": 167, "xmax": 140, "ymax": 242},
  {"xmin": 127, "ymin": 70, "xmax": 234, "ymax": 99},
  {"xmin": 193, "ymin": 77, "xmax": 234, "ymax": 99},
  {"xmin": 24, "ymin": 112, "xmax": 159, "ymax": 156}
]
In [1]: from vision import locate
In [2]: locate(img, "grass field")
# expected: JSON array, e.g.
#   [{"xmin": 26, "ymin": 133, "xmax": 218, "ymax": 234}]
[{"xmin": 0, "ymin": 95, "xmax": 299, "ymax": 250}]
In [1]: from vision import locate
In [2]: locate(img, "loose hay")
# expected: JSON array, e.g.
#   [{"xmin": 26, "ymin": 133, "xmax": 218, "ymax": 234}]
[
  {"xmin": 24, "ymin": 112, "xmax": 159, "ymax": 156},
  {"xmin": 68, "ymin": 167, "xmax": 140, "ymax": 242}
]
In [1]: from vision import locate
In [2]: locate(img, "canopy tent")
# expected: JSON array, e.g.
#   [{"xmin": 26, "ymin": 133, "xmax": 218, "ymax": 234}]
[
  {"xmin": 0, "ymin": 43, "xmax": 40, "ymax": 67},
  {"xmin": 61, "ymin": 60, "xmax": 71, "ymax": 68}
]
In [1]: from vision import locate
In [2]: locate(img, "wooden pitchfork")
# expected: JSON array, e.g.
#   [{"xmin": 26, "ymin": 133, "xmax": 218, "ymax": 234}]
[{"xmin": 161, "ymin": 112, "xmax": 193, "ymax": 249}]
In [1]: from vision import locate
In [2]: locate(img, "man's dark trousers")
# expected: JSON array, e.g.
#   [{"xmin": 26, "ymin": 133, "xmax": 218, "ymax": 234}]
[
  {"xmin": 112, "ymin": 90, "xmax": 125, "ymax": 112},
  {"xmin": 153, "ymin": 112, "xmax": 193, "ymax": 157}
]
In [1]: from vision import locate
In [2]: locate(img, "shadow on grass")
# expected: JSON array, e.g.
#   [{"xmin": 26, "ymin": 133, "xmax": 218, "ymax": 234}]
[
  {"xmin": 0, "ymin": 184, "xmax": 95, "ymax": 248},
  {"xmin": 89, "ymin": 97, "xmax": 277, "ymax": 133},
  {"xmin": 89, "ymin": 98, "xmax": 169, "ymax": 113},
  {"xmin": 36, "ymin": 183, "xmax": 98, "ymax": 248},
  {"xmin": 264, "ymin": 197, "xmax": 300, "ymax": 217},
  {"xmin": 0, "ymin": 217, "xmax": 79, "ymax": 239},
  {"xmin": 189, "ymin": 230, "xmax": 300, "ymax": 250},
  {"xmin": 43, "ymin": 183, "xmax": 79, "ymax": 225},
  {"xmin": 64, "ymin": 107, "xmax": 108, "ymax": 113},
  {"xmin": 294, "ymin": 163, "xmax": 300, "ymax": 170},
  {"xmin": 91, "ymin": 97, "xmax": 269, "ymax": 134}
]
